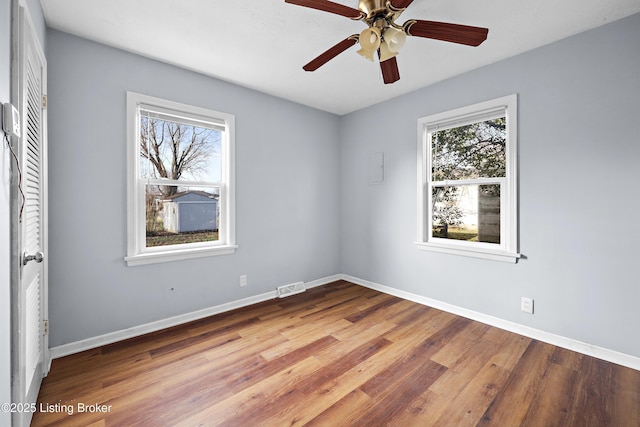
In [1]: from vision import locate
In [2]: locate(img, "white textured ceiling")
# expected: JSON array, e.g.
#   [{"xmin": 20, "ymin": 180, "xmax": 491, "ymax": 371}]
[{"xmin": 40, "ymin": 0, "xmax": 640, "ymax": 115}]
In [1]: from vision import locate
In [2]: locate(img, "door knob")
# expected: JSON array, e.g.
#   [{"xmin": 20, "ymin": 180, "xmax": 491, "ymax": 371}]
[{"xmin": 23, "ymin": 251, "xmax": 44, "ymax": 266}]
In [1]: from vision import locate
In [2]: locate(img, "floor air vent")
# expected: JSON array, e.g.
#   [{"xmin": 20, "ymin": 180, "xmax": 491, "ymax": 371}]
[{"xmin": 277, "ymin": 282, "xmax": 306, "ymax": 298}]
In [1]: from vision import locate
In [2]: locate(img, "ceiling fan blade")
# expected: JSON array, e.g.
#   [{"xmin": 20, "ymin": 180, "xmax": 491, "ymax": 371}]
[
  {"xmin": 380, "ymin": 57, "xmax": 400, "ymax": 84},
  {"xmin": 285, "ymin": 0, "xmax": 364, "ymax": 19},
  {"xmin": 303, "ymin": 36, "xmax": 359, "ymax": 72},
  {"xmin": 405, "ymin": 20, "xmax": 488, "ymax": 46},
  {"xmin": 389, "ymin": 0, "xmax": 415, "ymax": 9}
]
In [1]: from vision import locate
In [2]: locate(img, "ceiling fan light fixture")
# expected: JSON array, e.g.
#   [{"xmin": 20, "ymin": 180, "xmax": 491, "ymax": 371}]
[
  {"xmin": 357, "ymin": 47, "xmax": 376, "ymax": 61},
  {"xmin": 378, "ymin": 42, "xmax": 398, "ymax": 62},
  {"xmin": 383, "ymin": 27, "xmax": 407, "ymax": 53},
  {"xmin": 357, "ymin": 26, "xmax": 381, "ymax": 61}
]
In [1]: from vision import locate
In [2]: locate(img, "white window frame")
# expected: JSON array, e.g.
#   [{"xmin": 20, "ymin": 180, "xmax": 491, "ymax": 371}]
[
  {"xmin": 125, "ymin": 92, "xmax": 236, "ymax": 266},
  {"xmin": 416, "ymin": 94, "xmax": 520, "ymax": 263}
]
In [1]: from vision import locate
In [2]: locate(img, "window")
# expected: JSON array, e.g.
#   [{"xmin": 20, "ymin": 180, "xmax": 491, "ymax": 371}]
[
  {"xmin": 417, "ymin": 94, "xmax": 519, "ymax": 263},
  {"xmin": 125, "ymin": 92, "xmax": 236, "ymax": 266}
]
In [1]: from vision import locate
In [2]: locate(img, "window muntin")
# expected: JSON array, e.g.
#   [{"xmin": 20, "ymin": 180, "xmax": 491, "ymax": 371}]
[
  {"xmin": 417, "ymin": 95, "xmax": 519, "ymax": 262},
  {"xmin": 126, "ymin": 92, "xmax": 236, "ymax": 266}
]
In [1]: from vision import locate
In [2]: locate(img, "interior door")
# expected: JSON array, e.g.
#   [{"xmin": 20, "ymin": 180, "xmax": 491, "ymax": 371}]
[{"xmin": 12, "ymin": 5, "xmax": 48, "ymax": 427}]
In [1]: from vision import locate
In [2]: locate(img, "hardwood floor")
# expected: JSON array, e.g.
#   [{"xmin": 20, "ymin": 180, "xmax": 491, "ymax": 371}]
[{"xmin": 32, "ymin": 281, "xmax": 640, "ymax": 426}]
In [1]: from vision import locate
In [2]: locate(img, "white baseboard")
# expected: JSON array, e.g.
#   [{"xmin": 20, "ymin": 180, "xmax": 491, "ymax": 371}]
[
  {"xmin": 307, "ymin": 274, "xmax": 343, "ymax": 289},
  {"xmin": 342, "ymin": 274, "xmax": 640, "ymax": 371},
  {"xmin": 49, "ymin": 274, "xmax": 342, "ymax": 359},
  {"xmin": 51, "ymin": 272, "xmax": 639, "ymax": 371}
]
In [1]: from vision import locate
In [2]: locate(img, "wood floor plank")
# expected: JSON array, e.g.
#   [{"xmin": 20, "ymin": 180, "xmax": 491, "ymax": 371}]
[
  {"xmin": 405, "ymin": 339, "xmax": 507, "ymax": 426},
  {"xmin": 485, "ymin": 328, "xmax": 532, "ymax": 370},
  {"xmin": 560, "ymin": 355, "xmax": 615, "ymax": 427},
  {"xmin": 343, "ymin": 294, "xmax": 404, "ymax": 323},
  {"xmin": 261, "ymin": 320, "xmax": 453, "ymax": 426},
  {"xmin": 377, "ymin": 298, "xmax": 422, "ymax": 323},
  {"xmin": 261, "ymin": 318, "xmax": 351, "ymax": 361},
  {"xmin": 312, "ymin": 319, "xmax": 397, "ymax": 366},
  {"xmin": 358, "ymin": 317, "xmax": 470, "ymax": 399},
  {"xmin": 518, "ymin": 353, "xmax": 578, "ymax": 427},
  {"xmin": 298, "ymin": 291, "xmax": 382, "ymax": 324},
  {"xmin": 303, "ymin": 388, "xmax": 373, "ymax": 427},
  {"xmin": 390, "ymin": 388, "xmax": 441, "ymax": 427},
  {"xmin": 355, "ymin": 359, "xmax": 448, "ymax": 426},
  {"xmin": 610, "ymin": 363, "xmax": 640, "ymax": 427},
  {"xmin": 327, "ymin": 316, "xmax": 396, "ymax": 344},
  {"xmin": 32, "ymin": 281, "xmax": 640, "ymax": 427},
  {"xmin": 273, "ymin": 320, "xmax": 460, "ymax": 426},
  {"xmin": 280, "ymin": 314, "xmax": 351, "ymax": 342},
  {"xmin": 213, "ymin": 334, "xmax": 397, "ymax": 427},
  {"xmin": 228, "ymin": 335, "xmax": 339, "ymax": 394},
  {"xmin": 261, "ymin": 347, "xmax": 390, "ymax": 426},
  {"xmin": 296, "ymin": 336, "xmax": 393, "ymax": 395},
  {"xmin": 429, "ymin": 320, "xmax": 491, "ymax": 368},
  {"xmin": 431, "ymin": 358, "xmax": 510, "ymax": 427},
  {"xmin": 476, "ymin": 339, "xmax": 558, "ymax": 426},
  {"xmin": 383, "ymin": 307, "xmax": 456, "ymax": 343},
  {"xmin": 176, "ymin": 356, "xmax": 323, "ymax": 426}
]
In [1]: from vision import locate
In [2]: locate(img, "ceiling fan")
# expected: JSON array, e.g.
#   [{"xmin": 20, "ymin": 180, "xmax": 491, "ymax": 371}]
[{"xmin": 285, "ymin": 0, "xmax": 489, "ymax": 84}]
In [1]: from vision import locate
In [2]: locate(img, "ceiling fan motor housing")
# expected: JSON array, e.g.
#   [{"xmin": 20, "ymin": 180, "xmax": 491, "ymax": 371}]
[
  {"xmin": 358, "ymin": 0, "xmax": 389, "ymax": 18},
  {"xmin": 358, "ymin": 0, "xmax": 407, "ymax": 36}
]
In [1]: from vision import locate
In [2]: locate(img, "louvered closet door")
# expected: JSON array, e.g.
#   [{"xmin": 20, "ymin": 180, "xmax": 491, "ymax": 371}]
[{"xmin": 15, "ymin": 6, "xmax": 48, "ymax": 427}]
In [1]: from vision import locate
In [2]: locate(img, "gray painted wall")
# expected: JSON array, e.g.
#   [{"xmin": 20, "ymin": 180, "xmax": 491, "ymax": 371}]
[
  {"xmin": 46, "ymin": 30, "xmax": 342, "ymax": 346},
  {"xmin": 340, "ymin": 13, "xmax": 640, "ymax": 357},
  {"xmin": 1, "ymin": 0, "xmax": 13, "ymax": 422}
]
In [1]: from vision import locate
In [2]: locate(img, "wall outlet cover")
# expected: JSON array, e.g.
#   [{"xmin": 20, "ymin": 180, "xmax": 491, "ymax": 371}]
[{"xmin": 521, "ymin": 297, "xmax": 534, "ymax": 314}]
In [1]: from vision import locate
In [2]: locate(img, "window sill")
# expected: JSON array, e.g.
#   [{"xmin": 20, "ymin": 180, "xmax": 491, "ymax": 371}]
[
  {"xmin": 416, "ymin": 242, "xmax": 520, "ymax": 263},
  {"xmin": 125, "ymin": 244, "xmax": 238, "ymax": 266}
]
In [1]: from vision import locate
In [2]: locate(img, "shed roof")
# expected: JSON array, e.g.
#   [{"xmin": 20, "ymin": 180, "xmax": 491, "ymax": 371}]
[{"xmin": 162, "ymin": 190, "xmax": 218, "ymax": 202}]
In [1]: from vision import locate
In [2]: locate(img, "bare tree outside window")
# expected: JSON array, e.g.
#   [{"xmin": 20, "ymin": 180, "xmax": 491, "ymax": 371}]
[
  {"xmin": 140, "ymin": 117, "xmax": 221, "ymax": 193},
  {"xmin": 139, "ymin": 115, "xmax": 222, "ymax": 247}
]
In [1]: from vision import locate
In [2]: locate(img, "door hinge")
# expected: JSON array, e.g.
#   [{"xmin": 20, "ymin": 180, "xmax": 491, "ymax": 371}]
[
  {"xmin": 43, "ymin": 319, "xmax": 49, "ymax": 335},
  {"xmin": 42, "ymin": 94, "xmax": 47, "ymax": 109}
]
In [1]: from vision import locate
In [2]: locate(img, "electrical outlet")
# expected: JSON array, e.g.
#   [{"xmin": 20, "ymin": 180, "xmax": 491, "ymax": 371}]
[
  {"xmin": 239, "ymin": 275, "xmax": 247, "ymax": 287},
  {"xmin": 521, "ymin": 297, "xmax": 534, "ymax": 314},
  {"xmin": 2, "ymin": 103, "xmax": 21, "ymax": 138}
]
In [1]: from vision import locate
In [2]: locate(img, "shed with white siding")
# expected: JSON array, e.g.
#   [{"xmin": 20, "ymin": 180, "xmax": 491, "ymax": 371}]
[{"xmin": 162, "ymin": 191, "xmax": 218, "ymax": 233}]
